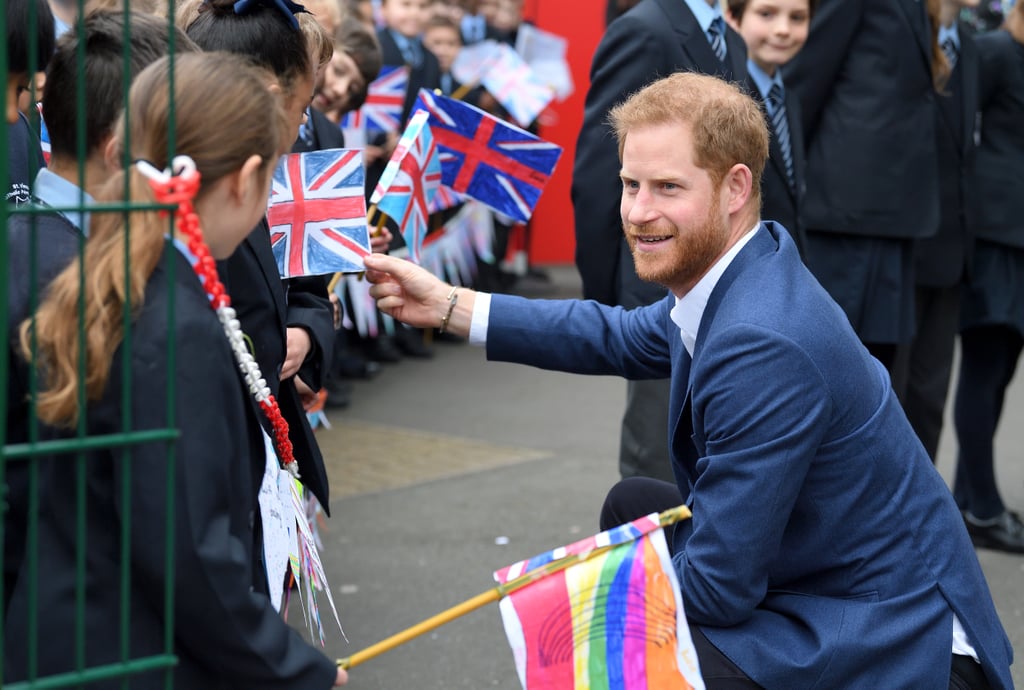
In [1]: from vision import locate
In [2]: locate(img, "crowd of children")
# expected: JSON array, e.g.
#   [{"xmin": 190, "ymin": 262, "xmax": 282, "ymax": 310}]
[
  {"xmin": 3, "ymin": 0, "xmax": 556, "ymax": 684},
  {"xmin": 5, "ymin": 0, "xmax": 1024, "ymax": 684}
]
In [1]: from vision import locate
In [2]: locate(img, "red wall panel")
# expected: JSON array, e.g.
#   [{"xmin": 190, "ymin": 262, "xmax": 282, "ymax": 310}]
[{"xmin": 520, "ymin": 0, "xmax": 605, "ymax": 264}]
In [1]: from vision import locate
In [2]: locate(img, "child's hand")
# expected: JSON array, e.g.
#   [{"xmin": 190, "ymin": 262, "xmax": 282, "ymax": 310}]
[
  {"xmin": 281, "ymin": 327, "xmax": 312, "ymax": 380},
  {"xmin": 370, "ymin": 226, "xmax": 393, "ymax": 253},
  {"xmin": 329, "ymin": 293, "xmax": 342, "ymax": 329},
  {"xmin": 363, "ymin": 144, "xmax": 385, "ymax": 165}
]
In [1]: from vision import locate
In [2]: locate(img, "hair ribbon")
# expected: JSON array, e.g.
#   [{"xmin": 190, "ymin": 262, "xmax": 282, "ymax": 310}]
[{"xmin": 232, "ymin": 0, "xmax": 309, "ymax": 29}]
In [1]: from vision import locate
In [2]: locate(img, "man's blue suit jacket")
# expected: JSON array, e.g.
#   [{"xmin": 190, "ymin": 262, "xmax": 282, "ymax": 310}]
[{"xmin": 486, "ymin": 223, "xmax": 1013, "ymax": 689}]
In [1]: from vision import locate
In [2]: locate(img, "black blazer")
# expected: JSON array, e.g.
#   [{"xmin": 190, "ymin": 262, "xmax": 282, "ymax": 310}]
[
  {"xmin": 375, "ymin": 28, "xmax": 442, "ymax": 129},
  {"xmin": 571, "ymin": 0, "xmax": 747, "ymax": 307},
  {"xmin": 4, "ymin": 212, "xmax": 82, "ymax": 609},
  {"xmin": 972, "ymin": 29, "xmax": 1024, "ymax": 248},
  {"xmin": 784, "ymin": 0, "xmax": 940, "ymax": 240},
  {"xmin": 750, "ymin": 78, "xmax": 807, "ymax": 257},
  {"xmin": 217, "ymin": 219, "xmax": 334, "ymax": 512},
  {"xmin": 294, "ymin": 106, "xmax": 346, "ymax": 153},
  {"xmin": 916, "ymin": 23, "xmax": 980, "ymax": 287},
  {"xmin": 4, "ymin": 250, "xmax": 337, "ymax": 688}
]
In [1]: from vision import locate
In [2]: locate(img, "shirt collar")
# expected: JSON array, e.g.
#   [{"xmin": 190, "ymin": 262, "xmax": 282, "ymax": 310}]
[
  {"xmin": 684, "ymin": 0, "xmax": 723, "ymax": 34},
  {"xmin": 746, "ymin": 59, "xmax": 782, "ymax": 102},
  {"xmin": 670, "ymin": 223, "xmax": 760, "ymax": 356},
  {"xmin": 938, "ymin": 22, "xmax": 959, "ymax": 50},
  {"xmin": 32, "ymin": 167, "xmax": 94, "ymax": 236}
]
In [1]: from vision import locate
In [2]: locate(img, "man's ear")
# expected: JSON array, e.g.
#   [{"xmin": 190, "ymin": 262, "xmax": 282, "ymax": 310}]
[{"xmin": 725, "ymin": 163, "xmax": 753, "ymax": 215}]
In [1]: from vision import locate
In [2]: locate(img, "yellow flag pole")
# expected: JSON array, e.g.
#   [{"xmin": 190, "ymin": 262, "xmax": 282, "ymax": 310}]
[
  {"xmin": 336, "ymin": 504, "xmax": 692, "ymax": 670},
  {"xmin": 449, "ymin": 81, "xmax": 478, "ymax": 102}
]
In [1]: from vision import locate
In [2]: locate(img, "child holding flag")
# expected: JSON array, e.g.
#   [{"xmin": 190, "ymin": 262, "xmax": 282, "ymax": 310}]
[
  {"xmin": 184, "ymin": 0, "xmax": 336, "ymax": 517},
  {"xmin": 5, "ymin": 51, "xmax": 348, "ymax": 689}
]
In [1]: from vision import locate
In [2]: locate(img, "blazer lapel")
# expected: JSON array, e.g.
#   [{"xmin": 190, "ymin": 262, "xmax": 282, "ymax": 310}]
[
  {"xmin": 669, "ymin": 346, "xmax": 699, "ymax": 487},
  {"xmin": 657, "ymin": 0, "xmax": 735, "ymax": 80},
  {"xmin": 959, "ymin": 27, "xmax": 980, "ymax": 156},
  {"xmin": 786, "ymin": 89, "xmax": 804, "ymax": 202},
  {"xmin": 693, "ymin": 224, "xmax": 778, "ymax": 357},
  {"xmin": 897, "ymin": 0, "xmax": 934, "ymax": 67},
  {"xmin": 244, "ymin": 219, "xmax": 288, "ymax": 329}
]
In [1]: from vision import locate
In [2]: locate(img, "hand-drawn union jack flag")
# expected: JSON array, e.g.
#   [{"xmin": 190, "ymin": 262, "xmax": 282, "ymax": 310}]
[
  {"xmin": 363, "ymin": 65, "xmax": 410, "ymax": 135},
  {"xmin": 268, "ymin": 148, "xmax": 371, "ymax": 278},
  {"xmin": 339, "ymin": 108, "xmax": 367, "ymax": 149},
  {"xmin": 413, "ymin": 89, "xmax": 562, "ymax": 223},
  {"xmin": 428, "ymin": 184, "xmax": 464, "ymax": 213},
  {"xmin": 370, "ymin": 109, "xmax": 442, "ymax": 263},
  {"xmin": 481, "ymin": 44, "xmax": 554, "ymax": 128}
]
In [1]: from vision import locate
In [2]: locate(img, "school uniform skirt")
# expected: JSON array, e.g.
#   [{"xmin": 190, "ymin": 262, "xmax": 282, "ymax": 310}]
[
  {"xmin": 960, "ymin": 238, "xmax": 1024, "ymax": 337},
  {"xmin": 804, "ymin": 231, "xmax": 916, "ymax": 344}
]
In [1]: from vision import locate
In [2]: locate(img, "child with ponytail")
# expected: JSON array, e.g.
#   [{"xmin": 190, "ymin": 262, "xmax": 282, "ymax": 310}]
[{"xmin": 5, "ymin": 51, "xmax": 347, "ymax": 688}]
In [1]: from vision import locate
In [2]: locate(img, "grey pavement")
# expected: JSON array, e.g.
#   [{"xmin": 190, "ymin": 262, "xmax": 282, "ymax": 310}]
[{"xmin": 309, "ymin": 265, "xmax": 1024, "ymax": 689}]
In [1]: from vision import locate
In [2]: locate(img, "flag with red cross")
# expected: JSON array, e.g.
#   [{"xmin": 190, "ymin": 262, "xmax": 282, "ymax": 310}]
[
  {"xmin": 268, "ymin": 148, "xmax": 371, "ymax": 278},
  {"xmin": 412, "ymin": 89, "xmax": 562, "ymax": 223},
  {"xmin": 370, "ymin": 109, "xmax": 442, "ymax": 263}
]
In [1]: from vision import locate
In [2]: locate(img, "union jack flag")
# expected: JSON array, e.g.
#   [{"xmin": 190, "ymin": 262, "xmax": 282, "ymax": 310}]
[
  {"xmin": 370, "ymin": 110, "xmax": 442, "ymax": 263},
  {"xmin": 37, "ymin": 103, "xmax": 51, "ymax": 165},
  {"xmin": 413, "ymin": 89, "xmax": 563, "ymax": 223},
  {"xmin": 268, "ymin": 148, "xmax": 371, "ymax": 278},
  {"xmin": 363, "ymin": 65, "xmax": 410, "ymax": 135},
  {"xmin": 481, "ymin": 44, "xmax": 554, "ymax": 128},
  {"xmin": 339, "ymin": 108, "xmax": 367, "ymax": 149},
  {"xmin": 428, "ymin": 184, "xmax": 464, "ymax": 213}
]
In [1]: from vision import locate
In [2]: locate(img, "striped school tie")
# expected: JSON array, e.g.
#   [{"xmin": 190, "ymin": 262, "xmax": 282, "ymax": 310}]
[
  {"xmin": 707, "ymin": 16, "xmax": 727, "ymax": 62},
  {"xmin": 768, "ymin": 82, "xmax": 795, "ymax": 189},
  {"xmin": 942, "ymin": 35, "xmax": 958, "ymax": 70}
]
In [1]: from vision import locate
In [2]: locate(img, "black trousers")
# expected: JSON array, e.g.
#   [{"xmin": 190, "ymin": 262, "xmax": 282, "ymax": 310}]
[
  {"xmin": 892, "ymin": 284, "xmax": 962, "ymax": 460},
  {"xmin": 600, "ymin": 478, "xmax": 993, "ymax": 690}
]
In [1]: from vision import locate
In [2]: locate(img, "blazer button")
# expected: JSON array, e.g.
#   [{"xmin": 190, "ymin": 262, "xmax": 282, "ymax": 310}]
[{"xmin": 248, "ymin": 510, "xmax": 255, "ymax": 529}]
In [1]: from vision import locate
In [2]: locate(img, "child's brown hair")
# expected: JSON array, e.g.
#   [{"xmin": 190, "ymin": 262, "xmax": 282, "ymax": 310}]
[
  {"xmin": 424, "ymin": 13, "xmax": 461, "ymax": 38},
  {"xmin": 726, "ymin": 0, "xmax": 819, "ymax": 21},
  {"xmin": 334, "ymin": 14, "xmax": 382, "ymax": 109}
]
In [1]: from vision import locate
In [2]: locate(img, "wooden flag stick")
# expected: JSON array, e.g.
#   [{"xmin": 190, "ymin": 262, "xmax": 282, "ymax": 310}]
[
  {"xmin": 449, "ymin": 81, "xmax": 478, "ymax": 102},
  {"xmin": 336, "ymin": 504, "xmax": 692, "ymax": 670}
]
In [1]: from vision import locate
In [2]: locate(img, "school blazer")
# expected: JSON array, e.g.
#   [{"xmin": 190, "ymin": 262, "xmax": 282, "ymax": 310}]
[
  {"xmin": 376, "ymin": 28, "xmax": 442, "ymax": 129},
  {"xmin": 217, "ymin": 219, "xmax": 334, "ymax": 512},
  {"xmin": 484, "ymin": 223, "xmax": 1014, "ymax": 689},
  {"xmin": 917, "ymin": 23, "xmax": 980, "ymax": 287},
  {"xmin": 750, "ymin": 79, "xmax": 807, "ymax": 257},
  {"xmin": 4, "ymin": 251, "xmax": 338, "ymax": 688},
  {"xmin": 4, "ymin": 212, "xmax": 83, "ymax": 609},
  {"xmin": 972, "ymin": 29, "xmax": 1024, "ymax": 248},
  {"xmin": 784, "ymin": 0, "xmax": 940, "ymax": 239},
  {"xmin": 572, "ymin": 0, "xmax": 748, "ymax": 307}
]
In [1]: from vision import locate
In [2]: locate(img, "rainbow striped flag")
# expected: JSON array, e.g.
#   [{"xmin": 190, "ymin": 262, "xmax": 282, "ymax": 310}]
[{"xmin": 493, "ymin": 514, "xmax": 704, "ymax": 690}]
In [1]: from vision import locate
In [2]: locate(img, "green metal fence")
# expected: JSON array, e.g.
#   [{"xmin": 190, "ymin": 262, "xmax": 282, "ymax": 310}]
[{"xmin": 2, "ymin": 2, "xmax": 180, "ymax": 686}]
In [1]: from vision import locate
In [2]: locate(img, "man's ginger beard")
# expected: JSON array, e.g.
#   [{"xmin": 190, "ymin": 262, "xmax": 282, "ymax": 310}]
[{"xmin": 625, "ymin": 187, "xmax": 728, "ymax": 290}]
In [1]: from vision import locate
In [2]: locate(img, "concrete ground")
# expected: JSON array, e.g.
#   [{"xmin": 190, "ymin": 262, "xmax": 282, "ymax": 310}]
[{"xmin": 308, "ymin": 265, "xmax": 1024, "ymax": 689}]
